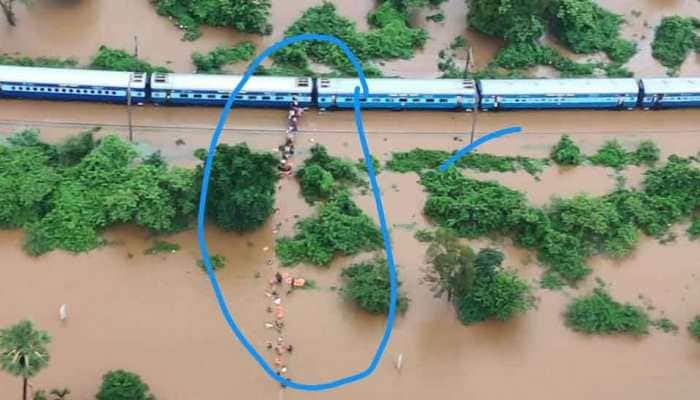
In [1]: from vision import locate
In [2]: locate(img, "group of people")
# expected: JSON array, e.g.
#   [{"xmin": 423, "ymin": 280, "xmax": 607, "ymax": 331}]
[
  {"xmin": 278, "ymin": 98, "xmax": 304, "ymax": 175},
  {"xmin": 264, "ymin": 270, "xmax": 305, "ymax": 381}
]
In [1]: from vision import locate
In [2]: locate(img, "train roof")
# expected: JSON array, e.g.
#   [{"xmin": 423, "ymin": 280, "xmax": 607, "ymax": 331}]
[
  {"xmin": 0, "ymin": 65, "xmax": 146, "ymax": 88},
  {"xmin": 317, "ymin": 78, "xmax": 477, "ymax": 95},
  {"xmin": 640, "ymin": 78, "xmax": 700, "ymax": 94},
  {"xmin": 150, "ymin": 73, "xmax": 313, "ymax": 93},
  {"xmin": 479, "ymin": 79, "xmax": 640, "ymax": 95}
]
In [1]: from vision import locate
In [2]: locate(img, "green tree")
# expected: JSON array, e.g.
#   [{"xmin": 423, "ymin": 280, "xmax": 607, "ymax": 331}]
[
  {"xmin": 195, "ymin": 143, "xmax": 279, "ymax": 232},
  {"xmin": 341, "ymin": 257, "xmax": 409, "ymax": 314},
  {"xmin": 96, "ymin": 370, "xmax": 154, "ymax": 400},
  {"xmin": 651, "ymin": 16, "xmax": 700, "ymax": 72},
  {"xmin": 0, "ymin": 320, "xmax": 51, "ymax": 400},
  {"xmin": 550, "ymin": 134, "xmax": 585, "ymax": 166},
  {"xmin": 423, "ymin": 228, "xmax": 476, "ymax": 302},
  {"xmin": 565, "ymin": 287, "xmax": 650, "ymax": 335},
  {"xmin": 0, "ymin": 0, "xmax": 31, "ymax": 26}
]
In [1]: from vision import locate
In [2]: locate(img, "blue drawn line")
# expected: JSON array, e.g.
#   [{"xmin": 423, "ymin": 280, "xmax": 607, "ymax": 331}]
[
  {"xmin": 196, "ymin": 34, "xmax": 391, "ymax": 392},
  {"xmin": 438, "ymin": 126, "xmax": 523, "ymax": 172}
]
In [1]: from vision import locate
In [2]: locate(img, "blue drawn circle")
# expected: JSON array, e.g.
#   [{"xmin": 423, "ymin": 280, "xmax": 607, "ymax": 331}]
[{"xmin": 196, "ymin": 34, "xmax": 395, "ymax": 391}]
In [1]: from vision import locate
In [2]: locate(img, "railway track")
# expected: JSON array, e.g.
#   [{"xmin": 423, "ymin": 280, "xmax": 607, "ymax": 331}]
[{"xmin": 1, "ymin": 117, "xmax": 699, "ymax": 137}]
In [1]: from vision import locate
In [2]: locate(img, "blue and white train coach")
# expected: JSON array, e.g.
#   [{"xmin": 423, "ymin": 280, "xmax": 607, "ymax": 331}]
[
  {"xmin": 149, "ymin": 73, "xmax": 313, "ymax": 107},
  {"xmin": 639, "ymin": 78, "xmax": 700, "ymax": 109},
  {"xmin": 316, "ymin": 78, "xmax": 478, "ymax": 111},
  {"xmin": 0, "ymin": 65, "xmax": 147, "ymax": 104},
  {"xmin": 478, "ymin": 78, "xmax": 641, "ymax": 111}
]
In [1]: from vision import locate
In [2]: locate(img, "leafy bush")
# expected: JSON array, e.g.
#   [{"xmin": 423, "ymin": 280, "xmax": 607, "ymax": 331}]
[
  {"xmin": 144, "ymin": 240, "xmax": 180, "ymax": 255},
  {"xmin": 195, "ymin": 143, "xmax": 279, "ymax": 232},
  {"xmin": 197, "ymin": 254, "xmax": 226, "ymax": 271},
  {"xmin": 589, "ymin": 140, "xmax": 630, "ymax": 169},
  {"xmin": 341, "ymin": 257, "xmax": 409, "ymax": 314},
  {"xmin": 688, "ymin": 219, "xmax": 700, "ymax": 240},
  {"xmin": 276, "ymin": 191, "xmax": 383, "ymax": 266},
  {"xmin": 192, "ymin": 42, "xmax": 255, "ymax": 73},
  {"xmin": 565, "ymin": 287, "xmax": 650, "ymax": 336},
  {"xmin": 652, "ymin": 16, "xmax": 700, "ymax": 72},
  {"xmin": 1, "ymin": 132, "xmax": 198, "ymax": 255},
  {"xmin": 0, "ymin": 53, "xmax": 78, "ymax": 68},
  {"xmin": 90, "ymin": 46, "xmax": 170, "ymax": 73},
  {"xmin": 296, "ymin": 145, "xmax": 363, "ymax": 203},
  {"xmin": 551, "ymin": 134, "xmax": 585, "ymax": 166},
  {"xmin": 630, "ymin": 141, "xmax": 660, "ymax": 167},
  {"xmin": 689, "ymin": 315, "xmax": 700, "ymax": 340},
  {"xmin": 551, "ymin": 0, "xmax": 636, "ymax": 63},
  {"xmin": 96, "ymin": 370, "xmax": 155, "ymax": 400},
  {"xmin": 386, "ymin": 148, "xmax": 547, "ymax": 176},
  {"xmin": 153, "ymin": 0, "xmax": 272, "ymax": 40},
  {"xmin": 652, "ymin": 318, "xmax": 678, "ymax": 333},
  {"xmin": 272, "ymin": 2, "xmax": 427, "ymax": 76}
]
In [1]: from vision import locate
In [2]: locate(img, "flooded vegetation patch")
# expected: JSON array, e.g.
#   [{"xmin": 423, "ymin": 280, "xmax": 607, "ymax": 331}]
[
  {"xmin": 269, "ymin": 2, "xmax": 428, "ymax": 76},
  {"xmin": 689, "ymin": 316, "xmax": 700, "ymax": 341},
  {"xmin": 422, "ymin": 229, "xmax": 535, "ymax": 324},
  {"xmin": 651, "ymin": 16, "xmax": 700, "ymax": 75},
  {"xmin": 386, "ymin": 148, "xmax": 548, "ymax": 177},
  {"xmin": 275, "ymin": 191, "xmax": 383, "ymax": 266},
  {"xmin": 296, "ymin": 144, "xmax": 364, "ymax": 204},
  {"xmin": 151, "ymin": 0, "xmax": 272, "ymax": 40},
  {"xmin": 688, "ymin": 219, "xmax": 700, "ymax": 240},
  {"xmin": 550, "ymin": 134, "xmax": 585, "ymax": 166},
  {"xmin": 589, "ymin": 140, "xmax": 660, "ymax": 170},
  {"xmin": 652, "ymin": 318, "xmax": 679, "ymax": 334},
  {"xmin": 565, "ymin": 286, "xmax": 650, "ymax": 336},
  {"xmin": 144, "ymin": 240, "xmax": 180, "ymax": 255},
  {"xmin": 90, "ymin": 45, "xmax": 171, "ymax": 73},
  {"xmin": 0, "ymin": 53, "xmax": 78, "ymax": 68},
  {"xmin": 96, "ymin": 370, "xmax": 155, "ymax": 400},
  {"xmin": 197, "ymin": 254, "xmax": 227, "ymax": 271},
  {"xmin": 464, "ymin": 0, "xmax": 636, "ymax": 77},
  {"xmin": 194, "ymin": 143, "xmax": 279, "ymax": 233},
  {"xmin": 340, "ymin": 257, "xmax": 409, "ymax": 315},
  {"xmin": 419, "ymin": 153, "xmax": 700, "ymax": 285},
  {"xmin": 191, "ymin": 42, "xmax": 256, "ymax": 74}
]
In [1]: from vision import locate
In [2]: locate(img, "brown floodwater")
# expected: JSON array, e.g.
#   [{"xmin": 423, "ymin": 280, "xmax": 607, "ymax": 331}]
[{"xmin": 1, "ymin": 122, "xmax": 700, "ymax": 399}]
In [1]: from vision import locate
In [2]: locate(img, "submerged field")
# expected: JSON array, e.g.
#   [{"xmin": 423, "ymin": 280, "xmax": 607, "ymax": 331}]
[{"xmin": 1, "ymin": 126, "xmax": 699, "ymax": 399}]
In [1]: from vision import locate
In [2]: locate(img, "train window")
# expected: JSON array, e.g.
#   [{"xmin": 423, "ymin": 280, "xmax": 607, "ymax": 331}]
[
  {"xmin": 235, "ymin": 95, "xmax": 243, "ymax": 100},
  {"xmin": 359, "ymin": 98, "xmax": 366, "ymax": 102},
  {"xmin": 193, "ymin": 94, "xmax": 202, "ymax": 98},
  {"xmin": 426, "ymin": 99, "xmax": 435, "ymax": 102},
  {"xmin": 275, "ymin": 96, "xmax": 283, "ymax": 100},
  {"xmin": 62, "ymin": 89, "xmax": 67, "ymax": 93},
  {"xmin": 439, "ymin": 99, "xmax": 448, "ymax": 103},
  {"xmin": 345, "ymin": 97, "xmax": 353, "ymax": 102},
  {"xmin": 207, "ymin": 95, "xmax": 215, "ymax": 99},
  {"xmin": 371, "ymin": 98, "xmax": 380, "ymax": 102},
  {"xmin": 399, "ymin": 98, "xmax": 407, "ymax": 102},
  {"xmin": 262, "ymin": 96, "xmax": 271, "ymax": 100},
  {"xmin": 412, "ymin": 98, "xmax": 420, "ymax": 102}
]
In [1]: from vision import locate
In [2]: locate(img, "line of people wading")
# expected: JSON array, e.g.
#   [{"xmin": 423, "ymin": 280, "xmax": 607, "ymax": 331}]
[{"xmin": 278, "ymin": 98, "xmax": 304, "ymax": 175}]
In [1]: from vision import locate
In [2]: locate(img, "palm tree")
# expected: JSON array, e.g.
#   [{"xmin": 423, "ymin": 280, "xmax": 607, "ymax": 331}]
[{"xmin": 0, "ymin": 320, "xmax": 51, "ymax": 400}]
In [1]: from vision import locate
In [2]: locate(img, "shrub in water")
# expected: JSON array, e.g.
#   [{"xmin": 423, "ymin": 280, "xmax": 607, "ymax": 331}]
[
  {"xmin": 689, "ymin": 315, "xmax": 700, "ymax": 340},
  {"xmin": 153, "ymin": 0, "xmax": 272, "ymax": 40},
  {"xmin": 197, "ymin": 254, "xmax": 226, "ymax": 271},
  {"xmin": 192, "ymin": 42, "xmax": 256, "ymax": 73},
  {"xmin": 195, "ymin": 143, "xmax": 279, "ymax": 232},
  {"xmin": 0, "ymin": 53, "xmax": 78, "ymax": 68},
  {"xmin": 276, "ymin": 191, "xmax": 383, "ymax": 266},
  {"xmin": 144, "ymin": 240, "xmax": 180, "ymax": 255},
  {"xmin": 90, "ymin": 46, "xmax": 170, "ymax": 73},
  {"xmin": 652, "ymin": 16, "xmax": 700, "ymax": 72},
  {"xmin": 550, "ymin": 134, "xmax": 584, "ymax": 166},
  {"xmin": 341, "ymin": 257, "xmax": 409, "ymax": 314},
  {"xmin": 565, "ymin": 286, "xmax": 650, "ymax": 335},
  {"xmin": 96, "ymin": 370, "xmax": 154, "ymax": 400},
  {"xmin": 688, "ymin": 219, "xmax": 700, "ymax": 240}
]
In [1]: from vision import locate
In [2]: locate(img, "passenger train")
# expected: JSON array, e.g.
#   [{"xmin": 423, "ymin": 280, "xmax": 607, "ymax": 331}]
[{"xmin": 1, "ymin": 65, "xmax": 699, "ymax": 111}]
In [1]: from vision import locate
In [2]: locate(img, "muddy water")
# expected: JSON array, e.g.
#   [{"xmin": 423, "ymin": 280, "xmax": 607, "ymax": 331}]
[
  {"xmin": 2, "ymin": 126, "xmax": 700, "ymax": 399},
  {"xmin": 0, "ymin": 0, "xmax": 469, "ymax": 77}
]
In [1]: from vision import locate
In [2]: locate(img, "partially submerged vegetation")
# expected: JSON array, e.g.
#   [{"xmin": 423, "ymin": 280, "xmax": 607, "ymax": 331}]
[
  {"xmin": 197, "ymin": 254, "xmax": 227, "ymax": 271},
  {"xmin": 90, "ymin": 46, "xmax": 170, "ymax": 73},
  {"xmin": 418, "ymin": 150, "xmax": 700, "ymax": 285},
  {"xmin": 0, "ymin": 130, "xmax": 280, "ymax": 256},
  {"xmin": 267, "ymin": 2, "xmax": 429, "ymax": 76},
  {"xmin": 565, "ymin": 286, "xmax": 650, "ymax": 336},
  {"xmin": 386, "ymin": 148, "xmax": 548, "ymax": 177},
  {"xmin": 589, "ymin": 140, "xmax": 660, "ymax": 169},
  {"xmin": 422, "ymin": 229, "xmax": 535, "ymax": 324},
  {"xmin": 0, "ymin": 53, "xmax": 78, "ymax": 68},
  {"xmin": 688, "ymin": 219, "xmax": 700, "ymax": 240},
  {"xmin": 689, "ymin": 316, "xmax": 700, "ymax": 340},
  {"xmin": 462, "ymin": 0, "xmax": 635, "ymax": 77},
  {"xmin": 192, "ymin": 42, "xmax": 256, "ymax": 74},
  {"xmin": 550, "ymin": 134, "xmax": 585, "ymax": 166},
  {"xmin": 144, "ymin": 240, "xmax": 180, "ymax": 255},
  {"xmin": 276, "ymin": 191, "xmax": 383, "ymax": 266},
  {"xmin": 152, "ymin": 0, "xmax": 272, "ymax": 40},
  {"xmin": 651, "ymin": 16, "xmax": 700, "ymax": 75},
  {"xmin": 296, "ymin": 145, "xmax": 364, "ymax": 204},
  {"xmin": 341, "ymin": 257, "xmax": 409, "ymax": 315}
]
